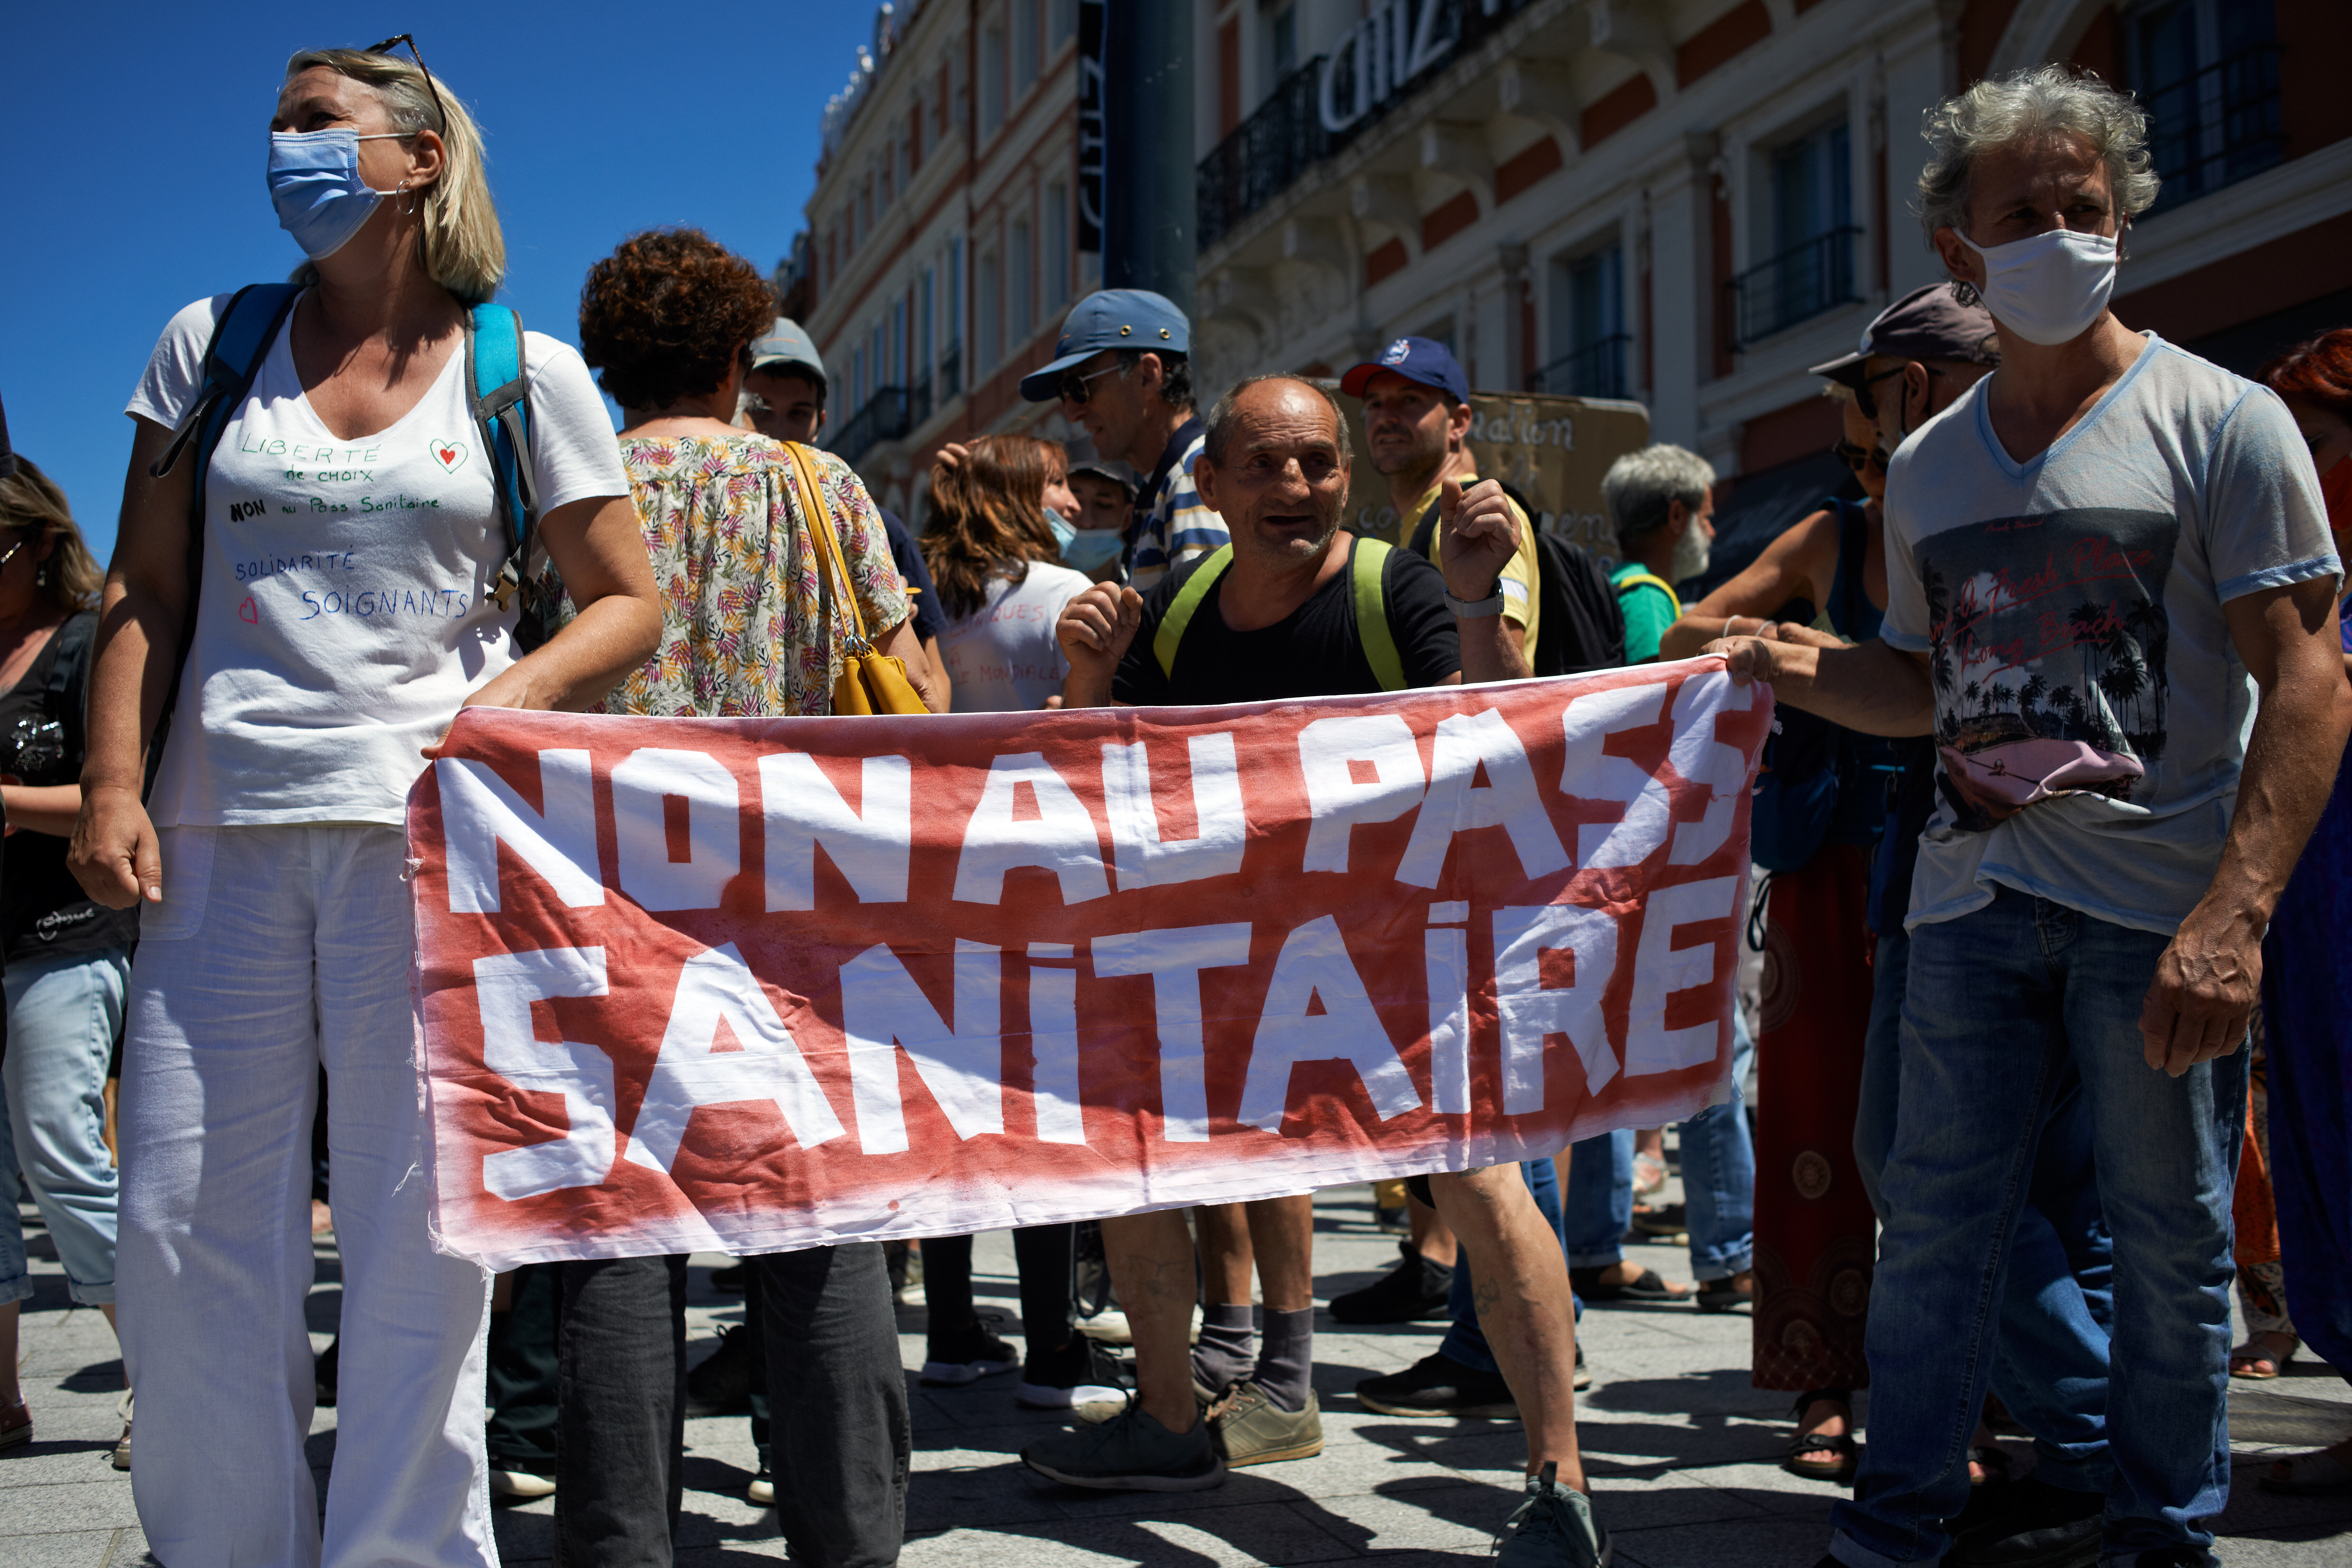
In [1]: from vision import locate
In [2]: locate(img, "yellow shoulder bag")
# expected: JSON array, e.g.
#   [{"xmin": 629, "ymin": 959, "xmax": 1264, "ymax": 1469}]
[{"xmin": 778, "ymin": 441, "xmax": 930, "ymax": 716}]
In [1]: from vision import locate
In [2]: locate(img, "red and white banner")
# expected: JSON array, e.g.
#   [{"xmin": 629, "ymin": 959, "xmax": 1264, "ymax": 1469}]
[{"xmin": 407, "ymin": 659, "xmax": 1769, "ymax": 1270}]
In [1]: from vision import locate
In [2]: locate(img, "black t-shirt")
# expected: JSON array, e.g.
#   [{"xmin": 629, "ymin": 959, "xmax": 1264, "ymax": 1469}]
[
  {"xmin": 878, "ymin": 507, "xmax": 947, "ymax": 645},
  {"xmin": 1112, "ymin": 537, "xmax": 1460, "ymax": 706},
  {"xmin": 0, "ymin": 612, "xmax": 137, "ymax": 962}
]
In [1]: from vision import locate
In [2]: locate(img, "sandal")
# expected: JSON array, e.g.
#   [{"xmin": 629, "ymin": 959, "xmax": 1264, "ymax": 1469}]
[
  {"xmin": 1968, "ymin": 1444, "xmax": 2013, "ymax": 1486},
  {"xmin": 1783, "ymin": 1426, "xmax": 1859, "ymax": 1484},
  {"xmin": 2260, "ymin": 1448, "xmax": 2352, "ymax": 1495},
  {"xmin": 2230, "ymin": 1332, "xmax": 2298, "ymax": 1380},
  {"xmin": 1569, "ymin": 1265, "xmax": 1693, "ymax": 1304}
]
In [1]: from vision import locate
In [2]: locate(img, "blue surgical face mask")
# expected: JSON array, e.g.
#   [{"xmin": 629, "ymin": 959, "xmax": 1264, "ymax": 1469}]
[
  {"xmin": 268, "ymin": 129, "xmax": 405, "ymax": 260},
  {"xmin": 1043, "ymin": 506, "xmax": 1076, "ymax": 551}
]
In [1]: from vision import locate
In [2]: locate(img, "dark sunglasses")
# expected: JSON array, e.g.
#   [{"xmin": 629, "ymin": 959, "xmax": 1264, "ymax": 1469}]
[
  {"xmin": 1832, "ymin": 439, "xmax": 1886, "ymax": 474},
  {"xmin": 1058, "ymin": 363, "xmax": 1123, "ymax": 406},
  {"xmin": 363, "ymin": 33, "xmax": 447, "ymax": 134},
  {"xmin": 1853, "ymin": 362, "xmax": 1945, "ymax": 422}
]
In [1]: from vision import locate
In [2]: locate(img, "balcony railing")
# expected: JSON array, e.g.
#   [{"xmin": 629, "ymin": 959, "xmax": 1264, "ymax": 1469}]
[
  {"xmin": 1726, "ymin": 226, "xmax": 1860, "ymax": 350},
  {"xmin": 1527, "ymin": 334, "xmax": 1630, "ymax": 398},
  {"xmin": 831, "ymin": 386, "xmax": 912, "ymax": 468},
  {"xmin": 938, "ymin": 342, "xmax": 963, "ymax": 401},
  {"xmin": 2146, "ymin": 43, "xmax": 2282, "ymax": 212},
  {"xmin": 1196, "ymin": 0, "xmax": 1537, "ymax": 250}
]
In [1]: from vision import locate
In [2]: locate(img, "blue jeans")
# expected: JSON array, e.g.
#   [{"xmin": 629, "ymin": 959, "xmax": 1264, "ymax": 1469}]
[
  {"xmin": 1562, "ymin": 1007, "xmax": 1756, "ymax": 1282},
  {"xmin": 0, "ymin": 948, "xmax": 130, "ymax": 1307},
  {"xmin": 1438, "ymin": 1159, "xmax": 1573, "ymax": 1374},
  {"xmin": 1855, "ymin": 926, "xmax": 2116, "ymax": 1494},
  {"xmin": 1831, "ymin": 890, "xmax": 2243, "ymax": 1568}
]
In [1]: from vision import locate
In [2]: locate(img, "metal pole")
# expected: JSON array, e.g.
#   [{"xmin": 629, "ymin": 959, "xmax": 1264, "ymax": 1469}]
[{"xmin": 1102, "ymin": 0, "xmax": 1195, "ymax": 319}]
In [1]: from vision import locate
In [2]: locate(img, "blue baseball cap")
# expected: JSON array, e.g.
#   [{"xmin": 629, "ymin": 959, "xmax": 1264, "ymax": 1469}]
[
  {"xmin": 1019, "ymin": 289, "xmax": 1191, "ymax": 402},
  {"xmin": 1340, "ymin": 336, "xmax": 1470, "ymax": 404}
]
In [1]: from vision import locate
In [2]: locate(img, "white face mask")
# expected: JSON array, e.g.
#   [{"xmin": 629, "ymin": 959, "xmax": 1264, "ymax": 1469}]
[
  {"xmin": 1670, "ymin": 513, "xmax": 1711, "ymax": 582},
  {"xmin": 1957, "ymin": 228, "xmax": 2117, "ymax": 347}
]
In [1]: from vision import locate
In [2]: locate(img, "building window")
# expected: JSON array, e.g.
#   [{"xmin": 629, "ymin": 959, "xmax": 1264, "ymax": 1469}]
[
  {"xmin": 852, "ymin": 344, "xmax": 866, "ymax": 411},
  {"xmin": 1044, "ymin": 182, "xmax": 1070, "ymax": 309},
  {"xmin": 1269, "ymin": 3, "xmax": 1299, "ymax": 84},
  {"xmin": 979, "ymin": 248, "xmax": 1002, "ymax": 368},
  {"xmin": 1011, "ymin": 215, "xmax": 1035, "ymax": 346},
  {"xmin": 881, "ymin": 147, "xmax": 894, "ymax": 207},
  {"xmin": 945, "ymin": 238, "xmax": 965, "ymax": 396},
  {"xmin": 1729, "ymin": 115, "xmax": 1859, "ymax": 348},
  {"xmin": 1047, "ymin": 0, "xmax": 1076, "ymax": 51},
  {"xmin": 1538, "ymin": 242, "xmax": 1627, "ymax": 397},
  {"xmin": 980, "ymin": 23, "xmax": 1006, "ymax": 137},
  {"xmin": 921, "ymin": 265, "xmax": 936, "ymax": 386},
  {"xmin": 1014, "ymin": 0, "xmax": 1039, "ymax": 96},
  {"xmin": 2130, "ymin": 0, "xmax": 2281, "ymax": 211}
]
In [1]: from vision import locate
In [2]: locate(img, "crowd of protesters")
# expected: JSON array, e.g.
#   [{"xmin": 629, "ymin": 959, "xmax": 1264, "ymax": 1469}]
[{"xmin": 0, "ymin": 37, "xmax": 2341, "ymax": 1568}]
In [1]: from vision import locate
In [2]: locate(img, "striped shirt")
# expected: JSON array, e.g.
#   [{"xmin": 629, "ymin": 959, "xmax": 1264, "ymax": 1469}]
[{"xmin": 1124, "ymin": 416, "xmax": 1228, "ymax": 592}]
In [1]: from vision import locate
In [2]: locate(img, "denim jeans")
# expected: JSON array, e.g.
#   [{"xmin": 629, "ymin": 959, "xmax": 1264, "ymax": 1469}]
[
  {"xmin": 1438, "ymin": 1159, "xmax": 1565, "ymax": 1374},
  {"xmin": 1562, "ymin": 1008, "xmax": 1757, "ymax": 1281},
  {"xmin": 1830, "ymin": 889, "xmax": 2243, "ymax": 1568},
  {"xmin": 1854, "ymin": 926, "xmax": 2116, "ymax": 1495},
  {"xmin": 0, "ymin": 947, "xmax": 129, "ymax": 1306}
]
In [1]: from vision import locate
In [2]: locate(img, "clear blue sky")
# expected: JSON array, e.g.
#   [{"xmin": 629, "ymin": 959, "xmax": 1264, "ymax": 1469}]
[{"xmin": 0, "ymin": 2, "xmax": 880, "ymax": 562}]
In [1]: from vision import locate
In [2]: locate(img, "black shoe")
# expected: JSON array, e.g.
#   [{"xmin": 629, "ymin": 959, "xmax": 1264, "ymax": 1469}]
[
  {"xmin": 709, "ymin": 1262, "xmax": 747, "ymax": 1293},
  {"xmin": 1946, "ymin": 1475, "xmax": 2106, "ymax": 1567},
  {"xmin": 1356, "ymin": 1352, "xmax": 1517, "ymax": 1418},
  {"xmin": 1329, "ymin": 1243, "xmax": 1453, "ymax": 1324},
  {"xmin": 685, "ymin": 1324, "xmax": 755, "ymax": 1418},
  {"xmin": 1568, "ymin": 1266, "xmax": 1692, "ymax": 1305},
  {"xmin": 1695, "ymin": 1272, "xmax": 1753, "ymax": 1313},
  {"xmin": 921, "ymin": 1315, "xmax": 1020, "ymax": 1386},
  {"xmin": 314, "ymin": 1336, "xmax": 339, "ymax": 1408}
]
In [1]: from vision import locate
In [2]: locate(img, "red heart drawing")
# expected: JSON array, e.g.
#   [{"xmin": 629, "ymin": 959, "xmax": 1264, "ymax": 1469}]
[
  {"xmin": 239, "ymin": 598, "xmax": 259, "ymax": 624},
  {"xmin": 430, "ymin": 439, "xmax": 468, "ymax": 473}
]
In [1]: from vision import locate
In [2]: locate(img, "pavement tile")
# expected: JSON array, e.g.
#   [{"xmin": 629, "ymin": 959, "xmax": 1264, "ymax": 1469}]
[
  {"xmin": 0, "ymin": 1479, "xmax": 143, "ymax": 1534},
  {"xmin": 1607, "ymin": 1513, "xmax": 1831, "ymax": 1568},
  {"xmin": 0, "ymin": 1532, "xmax": 118, "ymax": 1568}
]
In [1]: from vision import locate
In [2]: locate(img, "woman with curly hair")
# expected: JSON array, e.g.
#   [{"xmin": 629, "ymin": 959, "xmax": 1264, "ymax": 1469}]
[
  {"xmin": 925, "ymin": 434, "xmax": 1093, "ymax": 712},
  {"xmin": 74, "ymin": 45, "xmax": 660, "ymax": 1568},
  {"xmin": 557, "ymin": 226, "xmax": 925, "ymax": 1566}
]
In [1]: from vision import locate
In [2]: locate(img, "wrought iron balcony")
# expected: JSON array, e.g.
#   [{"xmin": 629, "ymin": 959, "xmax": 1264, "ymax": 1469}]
[
  {"xmin": 830, "ymin": 386, "xmax": 913, "ymax": 468},
  {"xmin": 1726, "ymin": 226, "xmax": 1860, "ymax": 350},
  {"xmin": 1198, "ymin": 57, "xmax": 1334, "ymax": 252},
  {"xmin": 1527, "ymin": 334, "xmax": 1631, "ymax": 398},
  {"xmin": 2145, "ymin": 43, "xmax": 2282, "ymax": 212}
]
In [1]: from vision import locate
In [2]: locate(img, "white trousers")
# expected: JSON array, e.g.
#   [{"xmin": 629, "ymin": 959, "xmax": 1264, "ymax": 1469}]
[{"xmin": 119, "ymin": 824, "xmax": 495, "ymax": 1568}]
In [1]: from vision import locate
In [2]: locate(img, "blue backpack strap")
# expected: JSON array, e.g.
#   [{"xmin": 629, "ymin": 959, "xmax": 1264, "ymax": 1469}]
[{"xmin": 464, "ymin": 303, "xmax": 541, "ymax": 611}]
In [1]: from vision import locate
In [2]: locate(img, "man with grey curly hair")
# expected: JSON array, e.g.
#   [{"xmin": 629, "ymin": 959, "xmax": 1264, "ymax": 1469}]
[
  {"xmin": 1600, "ymin": 445, "xmax": 1715, "ymax": 662},
  {"xmin": 1707, "ymin": 64, "xmax": 2351, "ymax": 1568}
]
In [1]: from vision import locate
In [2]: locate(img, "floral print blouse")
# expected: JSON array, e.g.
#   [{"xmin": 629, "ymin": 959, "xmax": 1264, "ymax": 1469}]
[{"xmin": 597, "ymin": 435, "xmax": 910, "ymax": 719}]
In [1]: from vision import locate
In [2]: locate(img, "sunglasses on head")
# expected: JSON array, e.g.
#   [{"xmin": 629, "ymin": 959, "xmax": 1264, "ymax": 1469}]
[
  {"xmin": 1058, "ymin": 363, "xmax": 1124, "ymax": 406},
  {"xmin": 363, "ymin": 33, "xmax": 447, "ymax": 134}
]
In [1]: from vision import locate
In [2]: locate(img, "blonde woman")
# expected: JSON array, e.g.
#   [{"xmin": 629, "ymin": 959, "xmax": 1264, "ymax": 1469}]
[
  {"xmin": 0, "ymin": 458, "xmax": 134, "ymax": 1466},
  {"xmin": 71, "ymin": 43, "xmax": 659, "ymax": 1567}
]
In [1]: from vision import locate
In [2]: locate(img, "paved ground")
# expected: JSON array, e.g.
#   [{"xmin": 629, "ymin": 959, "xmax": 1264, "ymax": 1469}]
[{"xmin": 7, "ymin": 1164, "xmax": 2350, "ymax": 1566}]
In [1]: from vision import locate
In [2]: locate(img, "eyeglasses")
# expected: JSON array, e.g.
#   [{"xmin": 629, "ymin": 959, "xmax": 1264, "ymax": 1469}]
[
  {"xmin": 363, "ymin": 34, "xmax": 447, "ymax": 135},
  {"xmin": 1831, "ymin": 439, "xmax": 1886, "ymax": 474},
  {"xmin": 1057, "ymin": 363, "xmax": 1125, "ymax": 406},
  {"xmin": 1853, "ymin": 363, "xmax": 1945, "ymax": 422},
  {"xmin": 0, "ymin": 533, "xmax": 36, "ymax": 572}
]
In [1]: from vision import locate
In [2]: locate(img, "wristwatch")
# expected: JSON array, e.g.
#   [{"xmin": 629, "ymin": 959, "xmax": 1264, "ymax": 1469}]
[{"xmin": 1445, "ymin": 584, "xmax": 1506, "ymax": 618}]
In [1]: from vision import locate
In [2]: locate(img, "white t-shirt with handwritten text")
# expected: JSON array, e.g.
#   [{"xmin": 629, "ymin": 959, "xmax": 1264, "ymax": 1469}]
[
  {"xmin": 939, "ymin": 560, "xmax": 1092, "ymax": 713},
  {"xmin": 126, "ymin": 293, "xmax": 628, "ymax": 827}
]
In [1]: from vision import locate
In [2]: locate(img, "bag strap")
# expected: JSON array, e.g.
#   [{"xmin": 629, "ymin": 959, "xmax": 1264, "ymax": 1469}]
[
  {"xmin": 1351, "ymin": 537, "xmax": 1405, "ymax": 692},
  {"xmin": 1153, "ymin": 545, "xmax": 1233, "ymax": 678},
  {"xmin": 1615, "ymin": 570, "xmax": 1682, "ymax": 619},
  {"xmin": 466, "ymin": 304, "xmax": 543, "ymax": 612},
  {"xmin": 780, "ymin": 442, "xmax": 873, "ymax": 652}
]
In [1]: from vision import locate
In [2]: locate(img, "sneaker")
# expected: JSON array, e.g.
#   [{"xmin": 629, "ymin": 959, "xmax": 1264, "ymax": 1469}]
[
  {"xmin": 685, "ymin": 1324, "xmax": 756, "ymax": 1417},
  {"xmin": 1021, "ymin": 1404, "xmax": 1224, "ymax": 1491},
  {"xmin": 1495, "ymin": 1462, "xmax": 1611, "ymax": 1567},
  {"xmin": 921, "ymin": 1318, "xmax": 1020, "ymax": 1387},
  {"xmin": 1017, "ymin": 1335, "xmax": 1129, "ymax": 1410},
  {"xmin": 1076, "ymin": 1370, "xmax": 1212, "ymax": 1426},
  {"xmin": 746, "ymin": 1465, "xmax": 775, "ymax": 1506},
  {"xmin": 1328, "ymin": 1243, "xmax": 1453, "ymax": 1324},
  {"xmin": 0, "ymin": 1398, "xmax": 29, "ymax": 1452},
  {"xmin": 1575, "ymin": 1345, "xmax": 1592, "ymax": 1391},
  {"xmin": 1208, "ymin": 1381, "xmax": 1323, "ymax": 1467},
  {"xmin": 488, "ymin": 1464, "xmax": 558, "ymax": 1499},
  {"xmin": 1356, "ymin": 1352, "xmax": 1518, "ymax": 1418},
  {"xmin": 1074, "ymin": 1308, "xmax": 1133, "ymax": 1345},
  {"xmin": 111, "ymin": 1391, "xmax": 132, "ymax": 1471},
  {"xmin": 1945, "ymin": 1475, "xmax": 2105, "ymax": 1567}
]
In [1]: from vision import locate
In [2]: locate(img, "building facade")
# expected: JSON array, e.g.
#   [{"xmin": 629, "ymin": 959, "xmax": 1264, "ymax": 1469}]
[{"xmin": 793, "ymin": 0, "xmax": 2350, "ymax": 535}]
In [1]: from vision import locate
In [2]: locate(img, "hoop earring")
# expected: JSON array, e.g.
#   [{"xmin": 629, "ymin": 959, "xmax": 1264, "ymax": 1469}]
[{"xmin": 394, "ymin": 177, "xmax": 416, "ymax": 216}]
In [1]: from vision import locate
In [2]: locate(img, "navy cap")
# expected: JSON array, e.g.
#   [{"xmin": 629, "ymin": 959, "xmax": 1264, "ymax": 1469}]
[
  {"xmin": 1340, "ymin": 336, "xmax": 1470, "ymax": 404},
  {"xmin": 1019, "ymin": 290, "xmax": 1191, "ymax": 402}
]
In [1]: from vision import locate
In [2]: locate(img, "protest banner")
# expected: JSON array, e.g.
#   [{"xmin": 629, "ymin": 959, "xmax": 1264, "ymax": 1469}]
[{"xmin": 408, "ymin": 658, "xmax": 1769, "ymax": 1270}]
